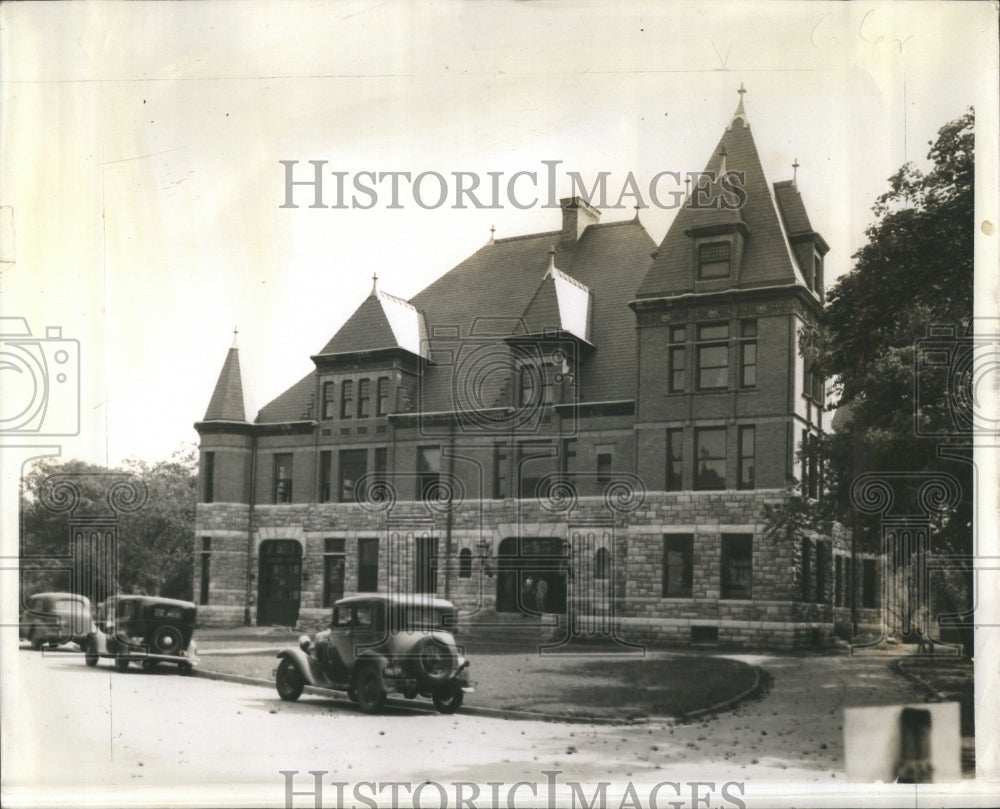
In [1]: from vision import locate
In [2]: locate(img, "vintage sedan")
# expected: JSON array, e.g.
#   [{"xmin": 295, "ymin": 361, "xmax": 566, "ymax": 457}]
[
  {"xmin": 20, "ymin": 592, "xmax": 95, "ymax": 650},
  {"xmin": 274, "ymin": 594, "xmax": 473, "ymax": 714},
  {"xmin": 85, "ymin": 595, "xmax": 199, "ymax": 674}
]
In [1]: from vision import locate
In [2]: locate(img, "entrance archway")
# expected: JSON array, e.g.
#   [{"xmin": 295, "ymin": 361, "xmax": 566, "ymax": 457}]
[
  {"xmin": 496, "ymin": 536, "xmax": 567, "ymax": 614},
  {"xmin": 257, "ymin": 539, "xmax": 302, "ymax": 626}
]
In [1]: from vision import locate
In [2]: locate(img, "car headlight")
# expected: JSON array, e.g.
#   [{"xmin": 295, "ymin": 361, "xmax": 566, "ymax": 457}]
[{"xmin": 298, "ymin": 634, "xmax": 311, "ymax": 651}]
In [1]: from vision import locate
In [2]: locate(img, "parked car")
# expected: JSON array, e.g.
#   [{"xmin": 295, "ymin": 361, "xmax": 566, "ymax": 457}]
[
  {"xmin": 20, "ymin": 592, "xmax": 95, "ymax": 650},
  {"xmin": 274, "ymin": 594, "xmax": 473, "ymax": 714},
  {"xmin": 85, "ymin": 595, "xmax": 198, "ymax": 674}
]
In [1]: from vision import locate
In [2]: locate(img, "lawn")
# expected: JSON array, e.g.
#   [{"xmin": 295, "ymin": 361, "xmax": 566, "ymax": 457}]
[{"xmin": 196, "ymin": 645, "xmax": 758, "ymax": 720}]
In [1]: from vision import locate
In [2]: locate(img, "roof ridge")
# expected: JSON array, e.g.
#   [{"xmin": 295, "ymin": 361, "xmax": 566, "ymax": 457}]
[
  {"xmin": 550, "ymin": 265, "xmax": 589, "ymax": 292},
  {"xmin": 377, "ymin": 288, "xmax": 420, "ymax": 312},
  {"xmin": 491, "ymin": 228, "xmax": 561, "ymax": 245}
]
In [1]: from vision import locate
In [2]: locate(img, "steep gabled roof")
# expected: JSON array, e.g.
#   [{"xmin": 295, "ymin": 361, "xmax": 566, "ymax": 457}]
[
  {"xmin": 316, "ymin": 284, "xmax": 428, "ymax": 359},
  {"xmin": 411, "ymin": 218, "xmax": 654, "ymax": 411},
  {"xmin": 636, "ymin": 96, "xmax": 811, "ymax": 298},
  {"xmin": 203, "ymin": 345, "xmax": 247, "ymax": 422}
]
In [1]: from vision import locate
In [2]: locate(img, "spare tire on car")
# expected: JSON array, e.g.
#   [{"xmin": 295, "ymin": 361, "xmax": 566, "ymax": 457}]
[
  {"xmin": 150, "ymin": 624, "xmax": 183, "ymax": 655},
  {"xmin": 410, "ymin": 636, "xmax": 455, "ymax": 684}
]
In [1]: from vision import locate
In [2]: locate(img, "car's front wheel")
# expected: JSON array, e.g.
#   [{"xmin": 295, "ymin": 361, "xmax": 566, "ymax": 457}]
[
  {"xmin": 84, "ymin": 640, "xmax": 99, "ymax": 668},
  {"xmin": 432, "ymin": 683, "xmax": 464, "ymax": 714},
  {"xmin": 354, "ymin": 666, "xmax": 387, "ymax": 714},
  {"xmin": 276, "ymin": 658, "xmax": 304, "ymax": 701}
]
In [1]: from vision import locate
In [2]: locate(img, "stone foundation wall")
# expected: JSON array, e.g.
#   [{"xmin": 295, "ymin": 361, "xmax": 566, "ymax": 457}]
[{"xmin": 195, "ymin": 490, "xmax": 874, "ymax": 648}]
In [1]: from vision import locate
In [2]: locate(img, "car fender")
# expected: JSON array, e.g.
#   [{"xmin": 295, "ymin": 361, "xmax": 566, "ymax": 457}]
[
  {"xmin": 89, "ymin": 629, "xmax": 110, "ymax": 655},
  {"xmin": 352, "ymin": 650, "xmax": 390, "ymax": 685},
  {"xmin": 276, "ymin": 648, "xmax": 333, "ymax": 689}
]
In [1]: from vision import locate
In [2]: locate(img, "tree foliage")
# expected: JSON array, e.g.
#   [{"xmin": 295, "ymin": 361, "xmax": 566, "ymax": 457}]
[
  {"xmin": 804, "ymin": 109, "xmax": 975, "ymax": 554},
  {"xmin": 19, "ymin": 447, "xmax": 197, "ymax": 604}
]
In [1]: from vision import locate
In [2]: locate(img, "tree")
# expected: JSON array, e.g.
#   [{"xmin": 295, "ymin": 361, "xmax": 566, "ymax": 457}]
[
  {"xmin": 19, "ymin": 447, "xmax": 198, "ymax": 604},
  {"xmin": 810, "ymin": 109, "xmax": 974, "ymax": 544},
  {"xmin": 769, "ymin": 110, "xmax": 975, "ymax": 647}
]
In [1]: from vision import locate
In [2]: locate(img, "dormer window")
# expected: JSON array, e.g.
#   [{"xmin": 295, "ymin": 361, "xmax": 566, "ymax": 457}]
[{"xmin": 698, "ymin": 241, "xmax": 731, "ymax": 280}]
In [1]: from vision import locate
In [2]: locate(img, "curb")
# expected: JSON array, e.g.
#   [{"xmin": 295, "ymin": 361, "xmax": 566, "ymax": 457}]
[
  {"xmin": 677, "ymin": 664, "xmax": 763, "ymax": 722},
  {"xmin": 192, "ymin": 663, "xmax": 763, "ymax": 726}
]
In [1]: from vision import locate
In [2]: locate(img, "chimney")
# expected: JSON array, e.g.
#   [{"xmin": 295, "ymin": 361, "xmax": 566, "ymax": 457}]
[{"xmin": 560, "ymin": 196, "xmax": 601, "ymax": 244}]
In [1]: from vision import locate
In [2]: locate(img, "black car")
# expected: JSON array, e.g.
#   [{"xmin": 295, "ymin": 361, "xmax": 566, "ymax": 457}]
[
  {"xmin": 275, "ymin": 594, "xmax": 473, "ymax": 714},
  {"xmin": 85, "ymin": 596, "xmax": 199, "ymax": 674}
]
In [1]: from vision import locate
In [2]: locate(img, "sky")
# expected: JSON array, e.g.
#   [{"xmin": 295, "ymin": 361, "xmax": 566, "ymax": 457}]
[{"xmin": 1, "ymin": 0, "xmax": 997, "ymax": 469}]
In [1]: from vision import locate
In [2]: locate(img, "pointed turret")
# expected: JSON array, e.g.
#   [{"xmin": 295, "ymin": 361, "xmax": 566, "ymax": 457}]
[
  {"xmin": 203, "ymin": 333, "xmax": 247, "ymax": 422},
  {"xmin": 636, "ymin": 85, "xmax": 821, "ymax": 299}
]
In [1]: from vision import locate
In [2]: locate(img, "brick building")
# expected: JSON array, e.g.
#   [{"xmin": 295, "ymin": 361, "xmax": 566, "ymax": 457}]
[{"xmin": 194, "ymin": 91, "xmax": 875, "ymax": 647}]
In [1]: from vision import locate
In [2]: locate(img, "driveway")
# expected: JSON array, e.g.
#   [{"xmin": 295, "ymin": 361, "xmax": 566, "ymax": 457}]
[{"xmin": 2, "ymin": 644, "xmax": 976, "ymax": 808}]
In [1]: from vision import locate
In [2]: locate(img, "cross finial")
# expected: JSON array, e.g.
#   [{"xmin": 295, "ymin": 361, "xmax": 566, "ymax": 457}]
[
  {"xmin": 685, "ymin": 175, "xmax": 691, "ymax": 202},
  {"xmin": 371, "ymin": 272, "xmax": 378, "ymax": 295},
  {"xmin": 231, "ymin": 326, "xmax": 239, "ymax": 349},
  {"xmin": 488, "ymin": 224, "xmax": 496, "ymax": 244},
  {"xmin": 633, "ymin": 204, "xmax": 641, "ymax": 221},
  {"xmin": 729, "ymin": 83, "xmax": 748, "ymax": 129},
  {"xmin": 792, "ymin": 157, "xmax": 800, "ymax": 188},
  {"xmin": 718, "ymin": 147, "xmax": 728, "ymax": 177}
]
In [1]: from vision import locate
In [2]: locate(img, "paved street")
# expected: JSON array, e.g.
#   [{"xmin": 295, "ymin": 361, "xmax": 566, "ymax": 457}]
[{"xmin": 0, "ymin": 643, "xmax": 972, "ymax": 807}]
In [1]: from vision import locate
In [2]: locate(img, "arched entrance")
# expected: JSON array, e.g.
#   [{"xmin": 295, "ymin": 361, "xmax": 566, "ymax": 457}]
[
  {"xmin": 257, "ymin": 539, "xmax": 302, "ymax": 626},
  {"xmin": 496, "ymin": 537, "xmax": 567, "ymax": 614}
]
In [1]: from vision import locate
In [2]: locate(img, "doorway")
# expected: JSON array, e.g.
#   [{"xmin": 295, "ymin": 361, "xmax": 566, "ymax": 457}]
[
  {"xmin": 257, "ymin": 539, "xmax": 302, "ymax": 626},
  {"xmin": 496, "ymin": 536, "xmax": 567, "ymax": 614}
]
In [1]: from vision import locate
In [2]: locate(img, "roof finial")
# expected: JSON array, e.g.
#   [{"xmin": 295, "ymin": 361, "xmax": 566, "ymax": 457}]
[
  {"xmin": 231, "ymin": 326, "xmax": 239, "ymax": 349},
  {"xmin": 371, "ymin": 272, "xmax": 378, "ymax": 296},
  {"xmin": 633, "ymin": 204, "xmax": 641, "ymax": 222},
  {"xmin": 488, "ymin": 224, "xmax": 496, "ymax": 245},
  {"xmin": 718, "ymin": 147, "xmax": 728, "ymax": 177},
  {"xmin": 684, "ymin": 175, "xmax": 691, "ymax": 204},
  {"xmin": 792, "ymin": 157, "xmax": 800, "ymax": 189},
  {"xmin": 548, "ymin": 245, "xmax": 556, "ymax": 273},
  {"xmin": 729, "ymin": 82, "xmax": 748, "ymax": 129}
]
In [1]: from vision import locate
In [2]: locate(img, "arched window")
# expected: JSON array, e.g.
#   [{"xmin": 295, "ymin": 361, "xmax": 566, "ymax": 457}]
[
  {"xmin": 594, "ymin": 547, "xmax": 609, "ymax": 580},
  {"xmin": 458, "ymin": 548, "xmax": 472, "ymax": 579}
]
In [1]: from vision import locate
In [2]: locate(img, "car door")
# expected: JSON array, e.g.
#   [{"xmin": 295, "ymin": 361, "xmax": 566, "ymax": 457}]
[{"xmin": 325, "ymin": 604, "xmax": 355, "ymax": 683}]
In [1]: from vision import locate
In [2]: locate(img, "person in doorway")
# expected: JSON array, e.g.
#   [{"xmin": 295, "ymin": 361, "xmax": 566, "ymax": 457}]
[
  {"xmin": 522, "ymin": 575, "xmax": 535, "ymax": 612},
  {"xmin": 535, "ymin": 576, "xmax": 548, "ymax": 614}
]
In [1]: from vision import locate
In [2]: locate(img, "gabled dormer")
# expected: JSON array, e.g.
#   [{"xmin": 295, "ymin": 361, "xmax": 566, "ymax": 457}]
[{"xmin": 305, "ymin": 275, "xmax": 429, "ymax": 424}]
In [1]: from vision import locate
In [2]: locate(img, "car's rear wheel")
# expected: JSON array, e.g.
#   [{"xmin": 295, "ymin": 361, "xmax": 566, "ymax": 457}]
[
  {"xmin": 84, "ymin": 640, "xmax": 99, "ymax": 668},
  {"xmin": 275, "ymin": 658, "xmax": 304, "ymax": 701},
  {"xmin": 150, "ymin": 624, "xmax": 184, "ymax": 656},
  {"xmin": 355, "ymin": 666, "xmax": 386, "ymax": 714},
  {"xmin": 432, "ymin": 683, "xmax": 464, "ymax": 714},
  {"xmin": 412, "ymin": 637, "xmax": 455, "ymax": 685},
  {"xmin": 114, "ymin": 656, "xmax": 130, "ymax": 673}
]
